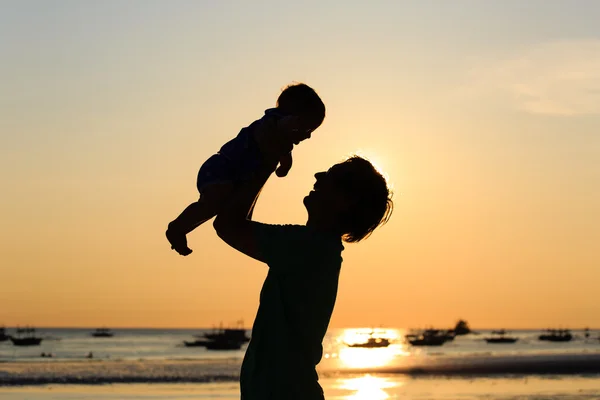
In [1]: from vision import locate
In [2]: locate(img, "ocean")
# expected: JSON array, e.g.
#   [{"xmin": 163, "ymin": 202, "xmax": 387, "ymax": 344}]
[{"xmin": 1, "ymin": 327, "xmax": 600, "ymax": 399}]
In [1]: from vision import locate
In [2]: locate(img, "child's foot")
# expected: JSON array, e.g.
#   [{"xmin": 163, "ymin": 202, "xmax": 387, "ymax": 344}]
[{"xmin": 166, "ymin": 225, "xmax": 193, "ymax": 256}]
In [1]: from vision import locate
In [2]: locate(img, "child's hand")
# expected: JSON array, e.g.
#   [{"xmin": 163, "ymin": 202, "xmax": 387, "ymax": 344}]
[
  {"xmin": 254, "ymin": 117, "xmax": 297, "ymax": 164},
  {"xmin": 275, "ymin": 152, "xmax": 293, "ymax": 177}
]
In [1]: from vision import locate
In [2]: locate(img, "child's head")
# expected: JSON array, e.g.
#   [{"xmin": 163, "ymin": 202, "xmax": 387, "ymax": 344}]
[{"xmin": 276, "ymin": 83, "xmax": 326, "ymax": 136}]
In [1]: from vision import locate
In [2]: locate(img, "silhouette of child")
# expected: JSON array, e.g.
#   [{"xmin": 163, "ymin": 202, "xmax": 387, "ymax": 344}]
[{"xmin": 166, "ymin": 83, "xmax": 326, "ymax": 255}]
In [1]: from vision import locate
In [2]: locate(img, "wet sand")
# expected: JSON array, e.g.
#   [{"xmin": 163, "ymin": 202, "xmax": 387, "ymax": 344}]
[{"xmin": 1, "ymin": 374, "xmax": 600, "ymax": 399}]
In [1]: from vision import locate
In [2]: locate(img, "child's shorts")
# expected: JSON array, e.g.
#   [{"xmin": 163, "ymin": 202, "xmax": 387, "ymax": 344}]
[{"xmin": 196, "ymin": 143, "xmax": 262, "ymax": 194}]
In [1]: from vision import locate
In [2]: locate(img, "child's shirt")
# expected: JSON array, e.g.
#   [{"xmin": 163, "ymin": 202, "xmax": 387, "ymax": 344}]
[
  {"xmin": 219, "ymin": 108, "xmax": 287, "ymax": 163},
  {"xmin": 196, "ymin": 108, "xmax": 289, "ymax": 192}
]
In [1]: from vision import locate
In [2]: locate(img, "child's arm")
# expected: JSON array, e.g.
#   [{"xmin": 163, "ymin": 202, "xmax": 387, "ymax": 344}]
[
  {"xmin": 275, "ymin": 152, "xmax": 293, "ymax": 177},
  {"xmin": 254, "ymin": 116, "xmax": 297, "ymax": 177}
]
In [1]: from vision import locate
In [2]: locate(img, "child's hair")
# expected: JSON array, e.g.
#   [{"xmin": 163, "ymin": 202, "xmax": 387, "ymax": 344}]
[
  {"xmin": 276, "ymin": 83, "xmax": 326, "ymax": 131},
  {"xmin": 333, "ymin": 156, "xmax": 393, "ymax": 243}
]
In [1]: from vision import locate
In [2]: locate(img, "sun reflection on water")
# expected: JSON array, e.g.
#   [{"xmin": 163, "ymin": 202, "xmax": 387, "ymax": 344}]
[
  {"xmin": 328, "ymin": 328, "xmax": 410, "ymax": 370},
  {"xmin": 338, "ymin": 347, "xmax": 396, "ymax": 369},
  {"xmin": 339, "ymin": 375, "xmax": 399, "ymax": 400}
]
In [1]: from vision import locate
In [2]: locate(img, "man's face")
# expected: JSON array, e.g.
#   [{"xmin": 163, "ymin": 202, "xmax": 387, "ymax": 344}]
[{"xmin": 304, "ymin": 165, "xmax": 352, "ymax": 217}]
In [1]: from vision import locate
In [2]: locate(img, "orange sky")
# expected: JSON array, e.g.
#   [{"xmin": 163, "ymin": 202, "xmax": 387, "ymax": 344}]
[{"xmin": 1, "ymin": 1, "xmax": 599, "ymax": 329}]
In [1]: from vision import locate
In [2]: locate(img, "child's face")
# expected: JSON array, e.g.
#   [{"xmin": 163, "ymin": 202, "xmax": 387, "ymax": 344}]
[
  {"xmin": 290, "ymin": 126, "xmax": 313, "ymax": 145},
  {"xmin": 277, "ymin": 115, "xmax": 315, "ymax": 145}
]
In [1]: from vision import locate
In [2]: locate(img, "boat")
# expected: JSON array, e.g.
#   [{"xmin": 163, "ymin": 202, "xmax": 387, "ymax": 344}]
[
  {"xmin": 406, "ymin": 329, "xmax": 452, "ymax": 346},
  {"xmin": 453, "ymin": 319, "xmax": 472, "ymax": 335},
  {"xmin": 197, "ymin": 322, "xmax": 249, "ymax": 343},
  {"xmin": 407, "ymin": 334, "xmax": 447, "ymax": 346},
  {"xmin": 0, "ymin": 327, "xmax": 10, "ymax": 342},
  {"xmin": 185, "ymin": 321, "xmax": 249, "ymax": 350},
  {"xmin": 91, "ymin": 328, "xmax": 115, "ymax": 337},
  {"xmin": 10, "ymin": 327, "xmax": 43, "ymax": 346},
  {"xmin": 435, "ymin": 329, "xmax": 456, "ymax": 341},
  {"xmin": 484, "ymin": 329, "xmax": 519, "ymax": 344},
  {"xmin": 204, "ymin": 339, "xmax": 243, "ymax": 350},
  {"xmin": 347, "ymin": 332, "xmax": 391, "ymax": 348},
  {"xmin": 347, "ymin": 337, "xmax": 391, "ymax": 348},
  {"xmin": 538, "ymin": 329, "xmax": 573, "ymax": 342}
]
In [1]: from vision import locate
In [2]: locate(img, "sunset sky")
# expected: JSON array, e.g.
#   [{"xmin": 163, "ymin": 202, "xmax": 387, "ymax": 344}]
[{"xmin": 1, "ymin": 0, "xmax": 599, "ymax": 329}]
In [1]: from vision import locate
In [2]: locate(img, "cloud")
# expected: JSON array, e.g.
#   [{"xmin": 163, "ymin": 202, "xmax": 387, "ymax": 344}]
[{"xmin": 468, "ymin": 40, "xmax": 600, "ymax": 116}]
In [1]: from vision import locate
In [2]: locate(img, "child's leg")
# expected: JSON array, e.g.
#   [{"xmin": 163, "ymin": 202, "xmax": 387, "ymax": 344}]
[{"xmin": 166, "ymin": 183, "xmax": 234, "ymax": 256}]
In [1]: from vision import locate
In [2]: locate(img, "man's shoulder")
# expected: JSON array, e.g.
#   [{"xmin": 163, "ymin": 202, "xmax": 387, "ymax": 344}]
[
  {"xmin": 255, "ymin": 224, "xmax": 343, "ymax": 255},
  {"xmin": 285, "ymin": 225, "xmax": 344, "ymax": 258},
  {"xmin": 258, "ymin": 223, "xmax": 308, "ymax": 238}
]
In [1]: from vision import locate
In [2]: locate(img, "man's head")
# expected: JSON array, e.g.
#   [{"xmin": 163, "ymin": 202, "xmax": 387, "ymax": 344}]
[{"xmin": 304, "ymin": 156, "xmax": 393, "ymax": 242}]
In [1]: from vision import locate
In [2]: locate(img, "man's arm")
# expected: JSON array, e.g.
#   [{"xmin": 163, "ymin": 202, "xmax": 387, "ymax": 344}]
[
  {"xmin": 213, "ymin": 115, "xmax": 297, "ymax": 261},
  {"xmin": 213, "ymin": 160, "xmax": 278, "ymax": 262}
]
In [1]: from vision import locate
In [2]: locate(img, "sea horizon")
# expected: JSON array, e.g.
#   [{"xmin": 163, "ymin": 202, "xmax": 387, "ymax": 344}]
[{"xmin": 3, "ymin": 326, "xmax": 599, "ymax": 331}]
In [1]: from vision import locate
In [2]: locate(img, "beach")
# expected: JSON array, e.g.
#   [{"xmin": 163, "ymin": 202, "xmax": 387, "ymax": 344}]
[{"xmin": 2, "ymin": 376, "xmax": 600, "ymax": 399}]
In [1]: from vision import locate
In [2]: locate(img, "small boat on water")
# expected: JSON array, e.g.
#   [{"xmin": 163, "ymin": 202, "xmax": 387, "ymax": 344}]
[
  {"xmin": 538, "ymin": 329, "xmax": 573, "ymax": 342},
  {"xmin": 484, "ymin": 329, "xmax": 519, "ymax": 344},
  {"xmin": 437, "ymin": 329, "xmax": 456, "ymax": 341},
  {"xmin": 0, "ymin": 327, "xmax": 10, "ymax": 342},
  {"xmin": 346, "ymin": 332, "xmax": 391, "ymax": 348},
  {"xmin": 185, "ymin": 321, "xmax": 248, "ymax": 350},
  {"xmin": 347, "ymin": 337, "xmax": 391, "ymax": 348},
  {"xmin": 196, "ymin": 322, "xmax": 249, "ymax": 343},
  {"xmin": 407, "ymin": 335, "xmax": 447, "ymax": 346},
  {"xmin": 91, "ymin": 328, "xmax": 115, "ymax": 337},
  {"xmin": 453, "ymin": 319, "xmax": 472, "ymax": 335},
  {"xmin": 10, "ymin": 327, "xmax": 43, "ymax": 346},
  {"xmin": 406, "ymin": 329, "xmax": 453, "ymax": 346},
  {"xmin": 204, "ymin": 339, "xmax": 243, "ymax": 350}
]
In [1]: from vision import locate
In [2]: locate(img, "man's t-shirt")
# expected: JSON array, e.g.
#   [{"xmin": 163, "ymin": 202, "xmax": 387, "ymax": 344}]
[{"xmin": 240, "ymin": 223, "xmax": 344, "ymax": 400}]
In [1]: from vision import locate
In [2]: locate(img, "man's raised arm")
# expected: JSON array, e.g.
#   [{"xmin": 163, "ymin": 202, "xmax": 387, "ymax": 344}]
[{"xmin": 213, "ymin": 118, "xmax": 295, "ymax": 262}]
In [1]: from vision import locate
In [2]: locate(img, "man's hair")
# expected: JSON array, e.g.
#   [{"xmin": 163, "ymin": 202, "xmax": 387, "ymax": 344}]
[
  {"xmin": 276, "ymin": 83, "xmax": 326, "ymax": 131},
  {"xmin": 333, "ymin": 156, "xmax": 393, "ymax": 243}
]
